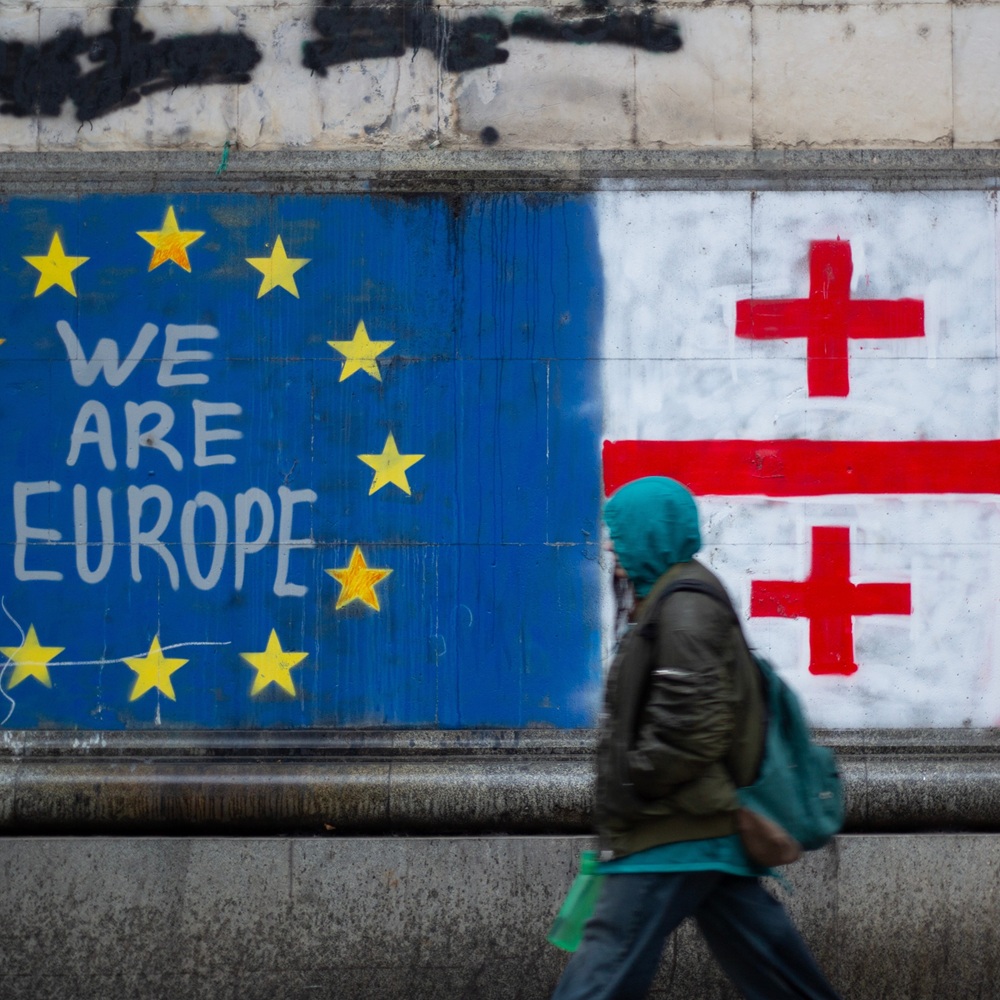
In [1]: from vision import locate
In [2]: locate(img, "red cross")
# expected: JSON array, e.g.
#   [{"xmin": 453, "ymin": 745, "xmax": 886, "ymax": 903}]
[
  {"xmin": 750, "ymin": 526, "xmax": 911, "ymax": 676},
  {"xmin": 735, "ymin": 240, "xmax": 924, "ymax": 397}
]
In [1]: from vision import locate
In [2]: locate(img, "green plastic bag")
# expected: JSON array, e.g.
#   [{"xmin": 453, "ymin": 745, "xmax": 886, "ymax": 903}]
[{"xmin": 546, "ymin": 851, "xmax": 606, "ymax": 952}]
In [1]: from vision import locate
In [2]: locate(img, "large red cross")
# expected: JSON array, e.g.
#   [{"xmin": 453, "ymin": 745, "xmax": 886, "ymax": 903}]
[
  {"xmin": 750, "ymin": 526, "xmax": 911, "ymax": 676},
  {"xmin": 735, "ymin": 240, "xmax": 924, "ymax": 397}
]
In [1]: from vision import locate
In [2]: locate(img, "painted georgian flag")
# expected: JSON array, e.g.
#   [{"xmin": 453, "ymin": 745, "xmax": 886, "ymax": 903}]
[{"xmin": 598, "ymin": 190, "xmax": 1000, "ymax": 729}]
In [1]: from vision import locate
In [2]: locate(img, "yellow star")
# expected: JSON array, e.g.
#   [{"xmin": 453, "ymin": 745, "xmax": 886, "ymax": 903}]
[
  {"xmin": 137, "ymin": 205, "xmax": 204, "ymax": 272},
  {"xmin": 328, "ymin": 320, "xmax": 395, "ymax": 382},
  {"xmin": 23, "ymin": 232, "xmax": 89, "ymax": 297},
  {"xmin": 246, "ymin": 235, "xmax": 310, "ymax": 298},
  {"xmin": 326, "ymin": 546, "xmax": 392, "ymax": 611},
  {"xmin": 240, "ymin": 629, "xmax": 308, "ymax": 697},
  {"xmin": 0, "ymin": 625, "xmax": 64, "ymax": 689},
  {"xmin": 124, "ymin": 635, "xmax": 188, "ymax": 702},
  {"xmin": 358, "ymin": 432, "xmax": 425, "ymax": 496}
]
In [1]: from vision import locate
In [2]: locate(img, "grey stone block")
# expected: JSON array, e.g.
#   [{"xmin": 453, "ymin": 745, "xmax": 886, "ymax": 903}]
[
  {"xmin": 2, "ymin": 833, "xmax": 999, "ymax": 999},
  {"xmin": 833, "ymin": 835, "xmax": 1000, "ymax": 1000}
]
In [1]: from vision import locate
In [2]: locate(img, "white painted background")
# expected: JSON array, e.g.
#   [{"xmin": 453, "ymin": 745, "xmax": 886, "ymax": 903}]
[{"xmin": 598, "ymin": 191, "xmax": 1000, "ymax": 728}]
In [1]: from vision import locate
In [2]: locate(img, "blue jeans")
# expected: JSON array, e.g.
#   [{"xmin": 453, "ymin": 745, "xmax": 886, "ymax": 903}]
[{"xmin": 551, "ymin": 871, "xmax": 842, "ymax": 1000}]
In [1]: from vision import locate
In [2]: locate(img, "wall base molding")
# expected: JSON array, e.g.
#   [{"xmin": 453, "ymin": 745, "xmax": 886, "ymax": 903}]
[
  {"xmin": 2, "ymin": 729, "xmax": 999, "ymax": 833},
  {"xmin": 3, "ymin": 149, "xmax": 1000, "ymax": 193}
]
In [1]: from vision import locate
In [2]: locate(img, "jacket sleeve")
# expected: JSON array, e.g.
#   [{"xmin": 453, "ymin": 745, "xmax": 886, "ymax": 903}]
[{"xmin": 625, "ymin": 591, "xmax": 739, "ymax": 805}]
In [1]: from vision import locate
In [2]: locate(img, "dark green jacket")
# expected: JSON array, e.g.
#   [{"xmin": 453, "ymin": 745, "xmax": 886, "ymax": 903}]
[{"xmin": 595, "ymin": 559, "xmax": 766, "ymax": 858}]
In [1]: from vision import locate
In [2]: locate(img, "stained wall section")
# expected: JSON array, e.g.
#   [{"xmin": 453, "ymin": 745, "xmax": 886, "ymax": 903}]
[
  {"xmin": 3, "ymin": 834, "xmax": 999, "ymax": 1000},
  {"xmin": 3, "ymin": 0, "xmax": 1000, "ymax": 152}
]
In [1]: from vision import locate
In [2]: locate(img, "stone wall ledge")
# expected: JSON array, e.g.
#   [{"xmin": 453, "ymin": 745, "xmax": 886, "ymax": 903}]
[
  {"xmin": 3, "ymin": 727, "xmax": 1000, "ymax": 757},
  {"xmin": 4, "ymin": 149, "xmax": 1000, "ymax": 193},
  {"xmin": 1, "ymin": 729, "xmax": 998, "ymax": 834}
]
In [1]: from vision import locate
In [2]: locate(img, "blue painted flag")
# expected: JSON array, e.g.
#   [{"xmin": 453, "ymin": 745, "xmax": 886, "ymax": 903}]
[{"xmin": 0, "ymin": 194, "xmax": 604, "ymax": 729}]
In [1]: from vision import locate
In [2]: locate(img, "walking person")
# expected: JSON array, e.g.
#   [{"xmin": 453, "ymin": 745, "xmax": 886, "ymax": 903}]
[{"xmin": 552, "ymin": 476, "xmax": 842, "ymax": 1000}]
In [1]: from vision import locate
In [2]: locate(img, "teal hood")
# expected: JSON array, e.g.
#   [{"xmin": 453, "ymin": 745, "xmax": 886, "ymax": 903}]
[{"xmin": 603, "ymin": 477, "xmax": 701, "ymax": 598}]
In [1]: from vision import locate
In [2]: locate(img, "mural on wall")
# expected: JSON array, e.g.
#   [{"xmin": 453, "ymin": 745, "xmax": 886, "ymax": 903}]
[
  {"xmin": 4, "ymin": 189, "xmax": 1000, "ymax": 731},
  {"xmin": 0, "ymin": 194, "xmax": 604, "ymax": 730},
  {"xmin": 0, "ymin": 0, "xmax": 681, "ymax": 122}
]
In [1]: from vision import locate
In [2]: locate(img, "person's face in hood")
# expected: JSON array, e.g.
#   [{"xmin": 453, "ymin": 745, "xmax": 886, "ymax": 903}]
[
  {"xmin": 603, "ymin": 538, "xmax": 631, "ymax": 579},
  {"xmin": 603, "ymin": 476, "xmax": 702, "ymax": 600}
]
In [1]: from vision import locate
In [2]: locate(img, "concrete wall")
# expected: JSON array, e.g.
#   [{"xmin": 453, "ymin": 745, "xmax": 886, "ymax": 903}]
[
  {"xmin": 3, "ymin": 0, "xmax": 1000, "ymax": 153},
  {"xmin": 3, "ymin": 833, "xmax": 998, "ymax": 1000},
  {"xmin": 2, "ymin": 151, "xmax": 1000, "ymax": 994}
]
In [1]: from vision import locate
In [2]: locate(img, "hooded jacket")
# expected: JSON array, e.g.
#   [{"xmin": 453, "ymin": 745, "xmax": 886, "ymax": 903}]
[{"xmin": 597, "ymin": 477, "xmax": 765, "ymax": 858}]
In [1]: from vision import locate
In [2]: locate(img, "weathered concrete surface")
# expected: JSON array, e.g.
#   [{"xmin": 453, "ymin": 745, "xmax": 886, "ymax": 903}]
[
  {"xmin": 4, "ymin": 0, "xmax": 1000, "ymax": 152},
  {"xmin": 6, "ymin": 149, "xmax": 1000, "ymax": 197},
  {"xmin": 1, "ymin": 833, "xmax": 997, "ymax": 999},
  {"xmin": 954, "ymin": 5, "xmax": 1000, "ymax": 143},
  {"xmin": 752, "ymin": 6, "xmax": 953, "ymax": 148}
]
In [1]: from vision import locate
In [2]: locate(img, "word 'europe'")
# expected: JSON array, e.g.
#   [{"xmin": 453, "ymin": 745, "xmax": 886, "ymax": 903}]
[{"xmin": 13, "ymin": 321, "xmax": 316, "ymax": 596}]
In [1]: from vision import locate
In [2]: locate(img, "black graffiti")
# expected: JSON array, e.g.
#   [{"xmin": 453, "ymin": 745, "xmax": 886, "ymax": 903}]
[
  {"xmin": 0, "ymin": 1, "xmax": 261, "ymax": 121},
  {"xmin": 303, "ymin": 0, "xmax": 511, "ymax": 74},
  {"xmin": 0, "ymin": 0, "xmax": 680, "ymax": 121},
  {"xmin": 302, "ymin": 0, "xmax": 681, "ymax": 76},
  {"xmin": 511, "ymin": 3, "xmax": 681, "ymax": 53}
]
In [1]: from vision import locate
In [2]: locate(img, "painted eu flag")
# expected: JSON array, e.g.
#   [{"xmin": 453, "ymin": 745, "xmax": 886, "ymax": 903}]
[{"xmin": 0, "ymin": 194, "xmax": 604, "ymax": 729}]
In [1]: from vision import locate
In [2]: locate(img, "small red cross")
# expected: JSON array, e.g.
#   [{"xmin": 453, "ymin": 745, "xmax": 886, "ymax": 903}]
[
  {"xmin": 735, "ymin": 240, "xmax": 924, "ymax": 397},
  {"xmin": 750, "ymin": 526, "xmax": 911, "ymax": 676}
]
